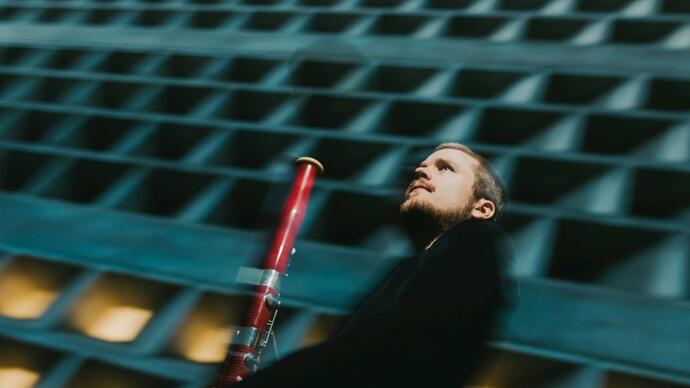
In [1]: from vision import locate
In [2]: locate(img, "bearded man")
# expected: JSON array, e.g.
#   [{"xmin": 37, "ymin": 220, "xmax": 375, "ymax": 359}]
[{"xmin": 232, "ymin": 142, "xmax": 517, "ymax": 387}]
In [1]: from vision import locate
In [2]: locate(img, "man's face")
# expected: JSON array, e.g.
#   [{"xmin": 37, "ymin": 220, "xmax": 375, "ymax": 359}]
[{"xmin": 401, "ymin": 148, "xmax": 478, "ymax": 216}]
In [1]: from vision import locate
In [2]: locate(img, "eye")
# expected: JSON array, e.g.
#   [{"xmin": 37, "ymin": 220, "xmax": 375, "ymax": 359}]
[{"xmin": 441, "ymin": 164, "xmax": 453, "ymax": 172}]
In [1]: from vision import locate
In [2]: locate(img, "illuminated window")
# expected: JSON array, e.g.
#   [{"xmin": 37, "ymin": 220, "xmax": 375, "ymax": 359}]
[
  {"xmin": 80, "ymin": 305, "xmax": 153, "ymax": 342},
  {"xmin": 171, "ymin": 293, "xmax": 249, "ymax": 363},
  {"xmin": 469, "ymin": 349, "xmax": 581, "ymax": 387},
  {"xmin": 0, "ymin": 337, "xmax": 59, "ymax": 388},
  {"xmin": 0, "ymin": 367, "xmax": 39, "ymax": 388},
  {"xmin": 0, "ymin": 256, "xmax": 77, "ymax": 319},
  {"xmin": 299, "ymin": 313, "xmax": 346, "ymax": 349},
  {"xmin": 67, "ymin": 273, "xmax": 175, "ymax": 342}
]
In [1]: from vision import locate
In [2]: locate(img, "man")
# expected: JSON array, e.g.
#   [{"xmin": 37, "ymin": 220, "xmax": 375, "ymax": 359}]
[{"xmin": 233, "ymin": 142, "xmax": 516, "ymax": 387}]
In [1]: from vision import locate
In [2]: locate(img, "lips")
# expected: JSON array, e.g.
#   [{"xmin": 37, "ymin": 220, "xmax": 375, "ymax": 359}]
[{"xmin": 407, "ymin": 181, "xmax": 433, "ymax": 195}]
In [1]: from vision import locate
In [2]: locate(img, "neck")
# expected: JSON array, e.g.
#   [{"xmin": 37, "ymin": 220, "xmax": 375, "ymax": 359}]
[{"xmin": 401, "ymin": 210, "xmax": 445, "ymax": 253}]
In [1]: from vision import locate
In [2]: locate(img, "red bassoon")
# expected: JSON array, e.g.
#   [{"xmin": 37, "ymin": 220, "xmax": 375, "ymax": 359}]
[{"xmin": 214, "ymin": 156, "xmax": 324, "ymax": 387}]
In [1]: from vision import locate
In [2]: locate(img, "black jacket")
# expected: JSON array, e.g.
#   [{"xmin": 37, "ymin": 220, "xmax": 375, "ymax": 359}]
[{"xmin": 235, "ymin": 219, "xmax": 516, "ymax": 387}]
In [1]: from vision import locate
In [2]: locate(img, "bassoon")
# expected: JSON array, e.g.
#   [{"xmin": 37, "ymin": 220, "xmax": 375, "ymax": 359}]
[{"xmin": 214, "ymin": 156, "xmax": 324, "ymax": 387}]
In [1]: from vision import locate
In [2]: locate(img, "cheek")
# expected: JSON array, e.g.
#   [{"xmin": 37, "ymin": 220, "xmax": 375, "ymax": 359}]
[{"xmin": 438, "ymin": 180, "xmax": 473, "ymax": 207}]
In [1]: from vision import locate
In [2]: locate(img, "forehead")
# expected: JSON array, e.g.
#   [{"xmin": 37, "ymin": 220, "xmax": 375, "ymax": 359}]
[{"xmin": 422, "ymin": 148, "xmax": 479, "ymax": 168}]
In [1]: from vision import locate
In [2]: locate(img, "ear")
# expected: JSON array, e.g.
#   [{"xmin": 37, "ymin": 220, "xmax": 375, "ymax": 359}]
[{"xmin": 470, "ymin": 198, "xmax": 496, "ymax": 220}]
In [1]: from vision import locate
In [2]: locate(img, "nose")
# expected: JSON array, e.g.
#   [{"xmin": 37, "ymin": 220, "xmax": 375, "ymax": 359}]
[{"xmin": 414, "ymin": 165, "xmax": 430, "ymax": 180}]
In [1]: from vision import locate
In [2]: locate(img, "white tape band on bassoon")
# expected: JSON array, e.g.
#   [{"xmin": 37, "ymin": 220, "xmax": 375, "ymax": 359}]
[{"xmin": 235, "ymin": 267, "xmax": 282, "ymax": 290}]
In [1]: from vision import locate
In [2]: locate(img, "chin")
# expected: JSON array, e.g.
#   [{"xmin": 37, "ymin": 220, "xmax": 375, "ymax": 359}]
[{"xmin": 400, "ymin": 196, "xmax": 435, "ymax": 214}]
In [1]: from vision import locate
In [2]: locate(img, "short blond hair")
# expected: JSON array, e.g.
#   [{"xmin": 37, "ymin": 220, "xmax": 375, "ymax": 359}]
[{"xmin": 434, "ymin": 142, "xmax": 508, "ymax": 221}]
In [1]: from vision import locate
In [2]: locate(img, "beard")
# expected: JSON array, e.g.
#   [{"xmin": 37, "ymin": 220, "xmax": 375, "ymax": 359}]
[{"xmin": 399, "ymin": 196, "xmax": 474, "ymax": 252}]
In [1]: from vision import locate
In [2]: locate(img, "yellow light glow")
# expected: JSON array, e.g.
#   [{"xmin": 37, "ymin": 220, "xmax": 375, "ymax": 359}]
[
  {"xmin": 0, "ymin": 276, "xmax": 58, "ymax": 319},
  {"xmin": 468, "ymin": 350, "xmax": 514, "ymax": 388},
  {"xmin": 183, "ymin": 324, "xmax": 232, "ymax": 363},
  {"xmin": 0, "ymin": 367, "xmax": 40, "ymax": 388},
  {"xmin": 300, "ymin": 315, "xmax": 345, "ymax": 349},
  {"xmin": 300, "ymin": 328, "xmax": 326, "ymax": 349},
  {"xmin": 68, "ymin": 273, "xmax": 168, "ymax": 343},
  {"xmin": 80, "ymin": 306, "xmax": 153, "ymax": 342},
  {"xmin": 172, "ymin": 293, "xmax": 247, "ymax": 363}
]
